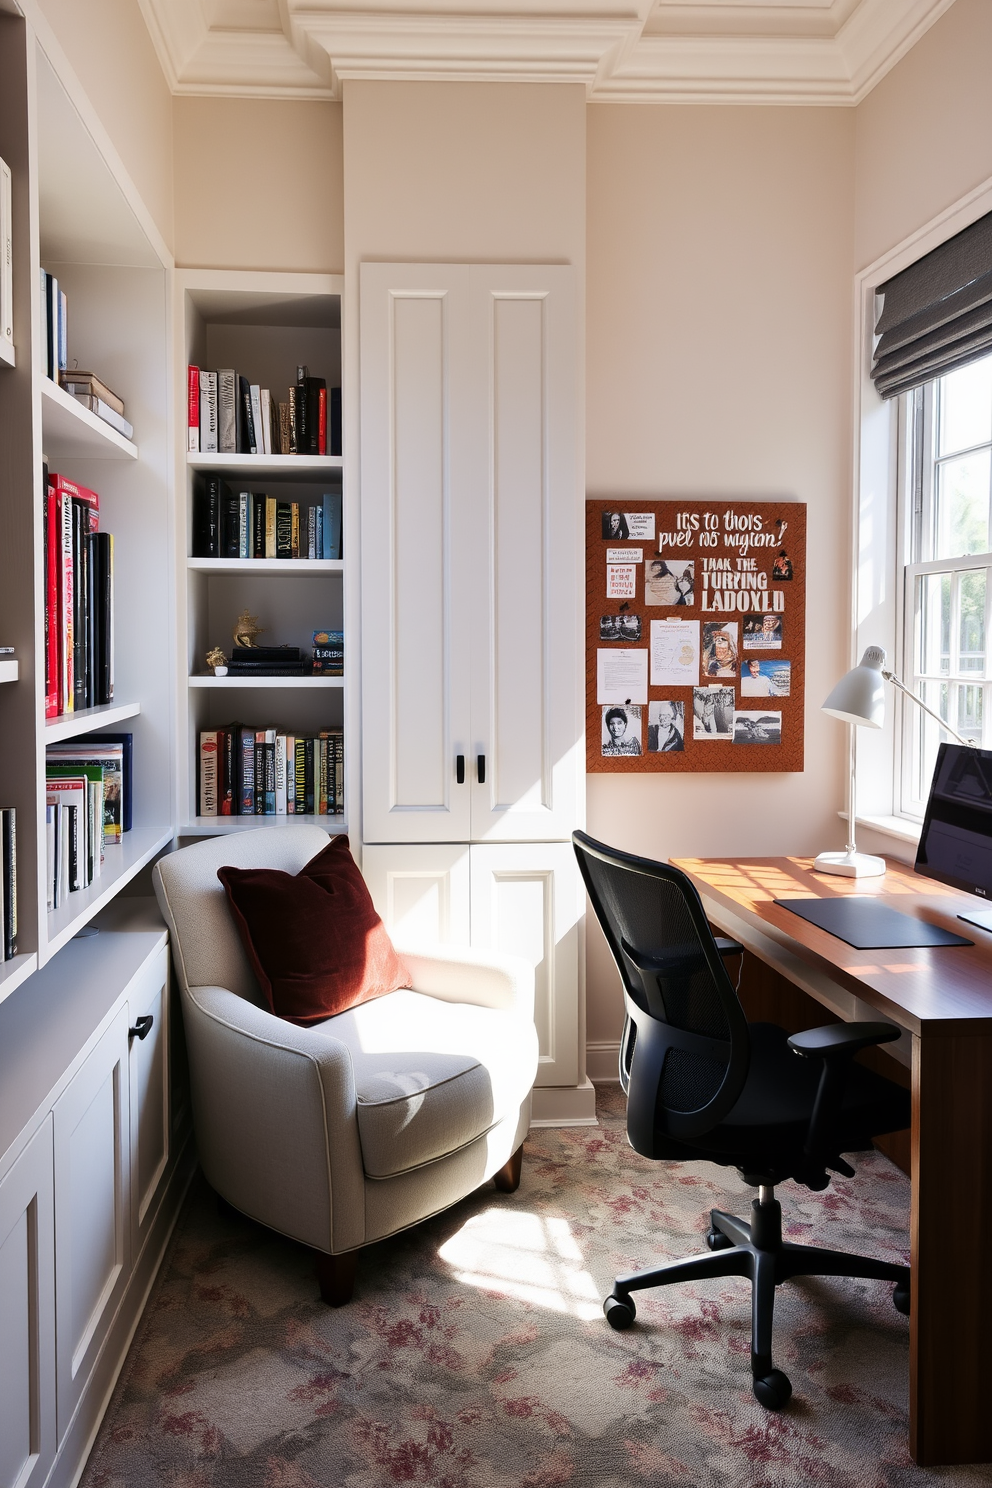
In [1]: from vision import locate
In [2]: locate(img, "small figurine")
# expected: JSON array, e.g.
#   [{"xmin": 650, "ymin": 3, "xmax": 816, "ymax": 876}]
[
  {"xmin": 233, "ymin": 609, "xmax": 264, "ymax": 648},
  {"xmin": 205, "ymin": 645, "xmax": 228, "ymax": 677}
]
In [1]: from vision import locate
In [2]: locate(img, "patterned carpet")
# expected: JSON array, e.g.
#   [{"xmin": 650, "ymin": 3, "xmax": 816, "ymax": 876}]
[{"xmin": 82, "ymin": 1088, "xmax": 991, "ymax": 1488}]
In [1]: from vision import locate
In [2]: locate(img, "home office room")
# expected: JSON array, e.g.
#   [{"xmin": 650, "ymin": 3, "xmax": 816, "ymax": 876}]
[{"xmin": 1, "ymin": 1, "xmax": 991, "ymax": 1483}]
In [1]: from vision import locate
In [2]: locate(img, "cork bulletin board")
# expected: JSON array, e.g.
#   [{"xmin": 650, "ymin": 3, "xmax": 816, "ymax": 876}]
[{"xmin": 586, "ymin": 499, "xmax": 806, "ymax": 774}]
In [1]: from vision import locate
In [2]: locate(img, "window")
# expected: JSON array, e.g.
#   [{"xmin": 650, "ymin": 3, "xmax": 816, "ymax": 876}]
[{"xmin": 901, "ymin": 352, "xmax": 992, "ymax": 816}]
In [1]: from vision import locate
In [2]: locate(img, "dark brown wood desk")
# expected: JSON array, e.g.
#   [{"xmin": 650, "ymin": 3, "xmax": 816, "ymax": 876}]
[{"xmin": 672, "ymin": 855, "xmax": 992, "ymax": 1469}]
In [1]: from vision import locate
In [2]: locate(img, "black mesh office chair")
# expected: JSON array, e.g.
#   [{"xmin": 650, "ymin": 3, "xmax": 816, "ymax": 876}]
[{"xmin": 573, "ymin": 831, "xmax": 911, "ymax": 1409}]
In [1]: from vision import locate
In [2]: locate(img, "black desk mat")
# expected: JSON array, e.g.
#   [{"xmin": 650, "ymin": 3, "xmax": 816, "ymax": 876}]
[{"xmin": 773, "ymin": 895, "xmax": 973, "ymax": 949}]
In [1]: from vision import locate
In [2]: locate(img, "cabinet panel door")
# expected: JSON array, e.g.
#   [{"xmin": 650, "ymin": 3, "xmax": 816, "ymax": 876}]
[
  {"xmin": 129, "ymin": 945, "xmax": 170, "ymax": 1259},
  {"xmin": 360, "ymin": 264, "xmax": 476, "ymax": 844},
  {"xmin": 362, "ymin": 843, "xmax": 471, "ymax": 948},
  {"xmin": 470, "ymin": 843, "xmax": 582, "ymax": 1087},
  {"xmin": 469, "ymin": 266, "xmax": 582, "ymax": 842},
  {"xmin": 53, "ymin": 1008, "xmax": 130, "ymax": 1442},
  {"xmin": 0, "ymin": 1120, "xmax": 56, "ymax": 1488}
]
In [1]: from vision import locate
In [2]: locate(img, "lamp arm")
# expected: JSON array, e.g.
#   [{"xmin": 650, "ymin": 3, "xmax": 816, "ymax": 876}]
[{"xmin": 882, "ymin": 669, "xmax": 977, "ymax": 748}]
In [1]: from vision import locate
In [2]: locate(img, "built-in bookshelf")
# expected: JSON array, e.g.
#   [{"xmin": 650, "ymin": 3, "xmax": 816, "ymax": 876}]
[{"xmin": 175, "ymin": 270, "xmax": 348, "ymax": 836}]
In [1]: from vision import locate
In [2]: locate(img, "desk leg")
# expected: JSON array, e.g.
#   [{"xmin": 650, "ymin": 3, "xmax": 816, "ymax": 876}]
[{"xmin": 911, "ymin": 1031, "xmax": 992, "ymax": 1466}]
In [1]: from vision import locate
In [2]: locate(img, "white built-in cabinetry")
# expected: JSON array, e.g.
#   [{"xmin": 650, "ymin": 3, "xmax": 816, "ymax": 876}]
[{"xmin": 358, "ymin": 264, "xmax": 590, "ymax": 1114}]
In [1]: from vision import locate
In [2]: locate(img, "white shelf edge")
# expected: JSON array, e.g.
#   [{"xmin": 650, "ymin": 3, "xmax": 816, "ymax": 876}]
[
  {"xmin": 187, "ymin": 558, "xmax": 343, "ymax": 573},
  {"xmin": 180, "ymin": 815, "xmax": 344, "ymax": 836},
  {"xmin": 188, "ymin": 453, "xmax": 341, "ymax": 473},
  {"xmin": 44, "ymin": 824, "xmax": 174, "ymax": 960},
  {"xmin": 0, "ymin": 953, "xmax": 40, "ymax": 1008},
  {"xmin": 40, "ymin": 377, "xmax": 137, "ymax": 459},
  {"xmin": 45, "ymin": 700, "xmax": 141, "ymax": 743},
  {"xmin": 0, "ymin": 339, "xmax": 15, "ymax": 369},
  {"xmin": 188, "ymin": 675, "xmax": 344, "ymax": 689},
  {"xmin": 0, "ymin": 659, "xmax": 18, "ymax": 684}
]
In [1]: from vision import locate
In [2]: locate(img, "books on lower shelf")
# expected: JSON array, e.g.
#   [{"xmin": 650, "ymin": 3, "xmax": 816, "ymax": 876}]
[
  {"xmin": 198, "ymin": 726, "xmax": 343, "ymax": 817},
  {"xmin": 0, "ymin": 808, "xmax": 15, "ymax": 960},
  {"xmin": 188, "ymin": 362, "xmax": 341, "ymax": 456},
  {"xmin": 45, "ymin": 736, "xmax": 132, "ymax": 910},
  {"xmin": 193, "ymin": 480, "xmax": 341, "ymax": 560},
  {"xmin": 43, "ymin": 469, "xmax": 114, "ymax": 718}
]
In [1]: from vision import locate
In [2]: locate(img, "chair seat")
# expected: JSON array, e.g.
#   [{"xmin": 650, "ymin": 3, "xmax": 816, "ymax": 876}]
[{"xmin": 326, "ymin": 989, "xmax": 536, "ymax": 1179}]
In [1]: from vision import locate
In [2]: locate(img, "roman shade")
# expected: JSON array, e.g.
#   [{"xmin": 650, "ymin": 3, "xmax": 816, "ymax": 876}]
[{"xmin": 872, "ymin": 209, "xmax": 992, "ymax": 400}]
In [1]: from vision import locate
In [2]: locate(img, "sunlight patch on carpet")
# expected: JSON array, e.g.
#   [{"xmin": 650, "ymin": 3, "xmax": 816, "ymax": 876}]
[{"xmin": 438, "ymin": 1206, "xmax": 602, "ymax": 1318}]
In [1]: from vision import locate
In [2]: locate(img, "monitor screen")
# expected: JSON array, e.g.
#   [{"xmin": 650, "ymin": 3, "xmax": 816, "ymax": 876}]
[{"xmin": 915, "ymin": 742, "xmax": 992, "ymax": 899}]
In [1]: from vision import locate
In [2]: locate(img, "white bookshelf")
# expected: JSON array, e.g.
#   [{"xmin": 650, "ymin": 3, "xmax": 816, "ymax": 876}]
[
  {"xmin": 40, "ymin": 376, "xmax": 137, "ymax": 459},
  {"xmin": 0, "ymin": 659, "xmax": 17, "ymax": 684},
  {"xmin": 0, "ymin": 339, "xmax": 14, "ymax": 369},
  {"xmin": 44, "ymin": 699, "xmax": 141, "ymax": 743},
  {"xmin": 175, "ymin": 269, "xmax": 348, "ymax": 836}
]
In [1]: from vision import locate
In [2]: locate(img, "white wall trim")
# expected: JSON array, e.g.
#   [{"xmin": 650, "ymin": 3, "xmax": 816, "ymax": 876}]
[{"xmin": 586, "ymin": 1040, "xmax": 621, "ymax": 1084}]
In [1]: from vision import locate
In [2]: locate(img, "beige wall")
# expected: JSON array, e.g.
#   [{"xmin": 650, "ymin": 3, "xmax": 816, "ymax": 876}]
[
  {"xmin": 585, "ymin": 103, "xmax": 856, "ymax": 1048},
  {"xmin": 173, "ymin": 98, "xmax": 344, "ymax": 273},
  {"xmin": 35, "ymin": 0, "xmax": 174, "ymax": 251}
]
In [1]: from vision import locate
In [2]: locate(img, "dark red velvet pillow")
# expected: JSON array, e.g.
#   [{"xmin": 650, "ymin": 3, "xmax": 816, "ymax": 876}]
[{"xmin": 218, "ymin": 836, "xmax": 411, "ymax": 1025}]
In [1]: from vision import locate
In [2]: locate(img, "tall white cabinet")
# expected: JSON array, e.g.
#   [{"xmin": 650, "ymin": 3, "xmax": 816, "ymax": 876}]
[{"xmin": 359, "ymin": 264, "xmax": 590, "ymax": 1117}]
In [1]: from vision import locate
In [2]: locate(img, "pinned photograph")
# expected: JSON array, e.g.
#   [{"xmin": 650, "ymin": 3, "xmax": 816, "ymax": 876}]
[
  {"xmin": 733, "ymin": 710, "xmax": 782, "ymax": 744},
  {"xmin": 702, "ymin": 622, "xmax": 739, "ymax": 679},
  {"xmin": 692, "ymin": 687, "xmax": 735, "ymax": 740},
  {"xmin": 743, "ymin": 613, "xmax": 783, "ymax": 649},
  {"xmin": 740, "ymin": 658, "xmax": 791, "ymax": 697},
  {"xmin": 648, "ymin": 700, "xmax": 685, "ymax": 753},
  {"xmin": 644, "ymin": 558, "xmax": 694, "ymax": 607},
  {"xmin": 602, "ymin": 511, "xmax": 630, "ymax": 540},
  {"xmin": 602, "ymin": 704, "xmax": 643, "ymax": 756},
  {"xmin": 772, "ymin": 550, "xmax": 794, "ymax": 580},
  {"xmin": 606, "ymin": 564, "xmax": 638, "ymax": 600},
  {"xmin": 600, "ymin": 614, "xmax": 643, "ymax": 642}
]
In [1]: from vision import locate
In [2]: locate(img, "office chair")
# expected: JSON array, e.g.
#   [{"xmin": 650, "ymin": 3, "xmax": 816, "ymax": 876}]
[{"xmin": 573, "ymin": 831, "xmax": 911, "ymax": 1409}]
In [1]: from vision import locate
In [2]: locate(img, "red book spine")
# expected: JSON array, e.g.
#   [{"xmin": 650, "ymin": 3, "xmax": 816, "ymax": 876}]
[
  {"xmin": 50, "ymin": 473, "xmax": 99, "ymax": 531},
  {"xmin": 58, "ymin": 488, "xmax": 74, "ymax": 713},
  {"xmin": 187, "ymin": 364, "xmax": 200, "ymax": 452},
  {"xmin": 318, "ymin": 386, "xmax": 327, "ymax": 456},
  {"xmin": 44, "ymin": 484, "xmax": 59, "ymax": 717}
]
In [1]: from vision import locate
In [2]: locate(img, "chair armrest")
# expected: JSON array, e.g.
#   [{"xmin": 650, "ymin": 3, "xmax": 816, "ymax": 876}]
[
  {"xmin": 715, "ymin": 937, "xmax": 744, "ymax": 958},
  {"xmin": 394, "ymin": 943, "xmax": 535, "ymax": 1020},
  {"xmin": 788, "ymin": 1022, "xmax": 900, "ymax": 1060}
]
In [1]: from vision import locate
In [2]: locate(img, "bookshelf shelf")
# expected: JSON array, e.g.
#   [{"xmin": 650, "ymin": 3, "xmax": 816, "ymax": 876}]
[
  {"xmin": 40, "ymin": 377, "xmax": 137, "ymax": 460},
  {"xmin": 188, "ymin": 453, "xmax": 341, "ymax": 475},
  {"xmin": 188, "ymin": 675, "xmax": 344, "ymax": 689},
  {"xmin": 188, "ymin": 558, "xmax": 344, "ymax": 575},
  {"xmin": 45, "ymin": 824, "xmax": 174, "ymax": 959},
  {"xmin": 45, "ymin": 700, "xmax": 141, "ymax": 744},
  {"xmin": 0, "ymin": 340, "xmax": 14, "ymax": 370},
  {"xmin": 182, "ymin": 814, "xmax": 345, "ymax": 836},
  {"xmin": 0, "ymin": 953, "xmax": 39, "ymax": 1009},
  {"xmin": 0, "ymin": 659, "xmax": 18, "ymax": 683}
]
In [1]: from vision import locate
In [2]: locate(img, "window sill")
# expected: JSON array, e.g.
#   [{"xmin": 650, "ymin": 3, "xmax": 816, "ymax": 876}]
[{"xmin": 842, "ymin": 811, "xmax": 922, "ymax": 846}]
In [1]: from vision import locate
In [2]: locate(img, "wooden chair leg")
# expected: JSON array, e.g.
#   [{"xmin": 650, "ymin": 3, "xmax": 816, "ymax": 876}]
[
  {"xmin": 315, "ymin": 1248, "xmax": 358, "ymax": 1307},
  {"xmin": 493, "ymin": 1144, "xmax": 523, "ymax": 1193}
]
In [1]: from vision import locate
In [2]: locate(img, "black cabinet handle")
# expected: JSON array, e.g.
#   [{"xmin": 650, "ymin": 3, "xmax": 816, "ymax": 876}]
[
  {"xmin": 477, "ymin": 754, "xmax": 486, "ymax": 784},
  {"xmin": 456, "ymin": 754, "xmax": 465, "ymax": 784},
  {"xmin": 129, "ymin": 1015, "xmax": 154, "ymax": 1043}
]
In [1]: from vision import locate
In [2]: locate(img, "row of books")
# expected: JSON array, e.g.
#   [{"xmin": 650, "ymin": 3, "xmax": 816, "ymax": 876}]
[
  {"xmin": 0, "ymin": 808, "xmax": 15, "ymax": 960},
  {"xmin": 198, "ymin": 726, "xmax": 343, "ymax": 817},
  {"xmin": 43, "ymin": 470, "xmax": 115, "ymax": 718},
  {"xmin": 188, "ymin": 364, "xmax": 341, "ymax": 457},
  {"xmin": 193, "ymin": 479, "xmax": 342, "ymax": 560},
  {"xmin": 45, "ymin": 737, "xmax": 132, "ymax": 910},
  {"xmin": 39, "ymin": 271, "xmax": 132, "ymax": 438}
]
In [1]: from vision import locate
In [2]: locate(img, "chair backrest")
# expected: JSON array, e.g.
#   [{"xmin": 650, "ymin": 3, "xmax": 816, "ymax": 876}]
[
  {"xmin": 573, "ymin": 831, "xmax": 750, "ymax": 1152},
  {"xmin": 153, "ymin": 824, "xmax": 331, "ymax": 1002}
]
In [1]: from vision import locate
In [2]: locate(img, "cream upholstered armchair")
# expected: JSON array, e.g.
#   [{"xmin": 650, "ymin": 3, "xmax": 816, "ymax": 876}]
[{"xmin": 153, "ymin": 825, "xmax": 538, "ymax": 1304}]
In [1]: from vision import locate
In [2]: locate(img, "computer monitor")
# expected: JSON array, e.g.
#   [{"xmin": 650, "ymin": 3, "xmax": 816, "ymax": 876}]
[{"xmin": 915, "ymin": 741, "xmax": 992, "ymax": 932}]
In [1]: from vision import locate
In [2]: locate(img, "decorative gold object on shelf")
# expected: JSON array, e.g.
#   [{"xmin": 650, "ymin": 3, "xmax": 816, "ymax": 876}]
[
  {"xmin": 233, "ymin": 610, "xmax": 264, "ymax": 648},
  {"xmin": 205, "ymin": 646, "xmax": 227, "ymax": 670}
]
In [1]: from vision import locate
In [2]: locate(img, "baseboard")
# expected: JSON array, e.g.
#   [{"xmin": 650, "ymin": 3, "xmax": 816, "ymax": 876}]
[
  {"xmin": 48, "ymin": 1137, "xmax": 198, "ymax": 1488},
  {"xmin": 530, "ymin": 1077, "xmax": 598, "ymax": 1126},
  {"xmin": 586, "ymin": 1041, "xmax": 621, "ymax": 1084}
]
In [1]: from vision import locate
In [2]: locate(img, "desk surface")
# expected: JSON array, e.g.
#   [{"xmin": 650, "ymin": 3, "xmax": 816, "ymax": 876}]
[{"xmin": 673, "ymin": 855, "xmax": 992, "ymax": 1036}]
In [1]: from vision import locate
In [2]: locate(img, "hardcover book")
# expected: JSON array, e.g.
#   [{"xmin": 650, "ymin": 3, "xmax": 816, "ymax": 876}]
[{"xmin": 217, "ymin": 368, "xmax": 238, "ymax": 452}]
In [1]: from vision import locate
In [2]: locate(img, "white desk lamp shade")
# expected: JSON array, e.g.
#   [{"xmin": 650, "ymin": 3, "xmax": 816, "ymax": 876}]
[{"xmin": 814, "ymin": 645, "xmax": 888, "ymax": 878}]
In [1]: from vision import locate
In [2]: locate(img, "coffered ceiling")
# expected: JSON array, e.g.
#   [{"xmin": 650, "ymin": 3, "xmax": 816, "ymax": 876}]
[{"xmin": 136, "ymin": 0, "xmax": 956, "ymax": 103}]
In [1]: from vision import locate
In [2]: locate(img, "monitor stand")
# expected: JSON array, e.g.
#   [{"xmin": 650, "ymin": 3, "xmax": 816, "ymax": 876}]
[{"xmin": 958, "ymin": 907, "xmax": 992, "ymax": 934}]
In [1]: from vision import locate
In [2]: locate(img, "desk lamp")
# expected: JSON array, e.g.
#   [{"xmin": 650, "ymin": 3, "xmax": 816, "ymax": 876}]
[{"xmin": 815, "ymin": 645, "xmax": 974, "ymax": 877}]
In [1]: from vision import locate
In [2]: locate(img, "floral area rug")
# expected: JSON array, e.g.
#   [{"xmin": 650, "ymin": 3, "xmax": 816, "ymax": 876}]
[{"xmin": 82, "ymin": 1087, "xmax": 990, "ymax": 1488}]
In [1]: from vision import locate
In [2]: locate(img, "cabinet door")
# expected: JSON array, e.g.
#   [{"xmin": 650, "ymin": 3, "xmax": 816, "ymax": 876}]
[
  {"xmin": 467, "ymin": 266, "xmax": 582, "ymax": 843},
  {"xmin": 0, "ymin": 1120, "xmax": 56, "ymax": 1488},
  {"xmin": 362, "ymin": 843, "xmax": 471, "ymax": 948},
  {"xmin": 128, "ymin": 945, "xmax": 170, "ymax": 1260},
  {"xmin": 53, "ymin": 1008, "xmax": 130, "ymax": 1442},
  {"xmin": 470, "ymin": 843, "xmax": 582, "ymax": 1087},
  {"xmin": 360, "ymin": 264, "xmax": 477, "ymax": 844}
]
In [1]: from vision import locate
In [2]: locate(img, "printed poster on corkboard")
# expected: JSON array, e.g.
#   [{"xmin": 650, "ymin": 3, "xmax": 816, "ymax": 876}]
[{"xmin": 587, "ymin": 499, "xmax": 806, "ymax": 774}]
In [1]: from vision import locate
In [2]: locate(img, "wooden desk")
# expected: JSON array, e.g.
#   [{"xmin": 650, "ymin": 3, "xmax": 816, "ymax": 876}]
[{"xmin": 673, "ymin": 855, "xmax": 992, "ymax": 1469}]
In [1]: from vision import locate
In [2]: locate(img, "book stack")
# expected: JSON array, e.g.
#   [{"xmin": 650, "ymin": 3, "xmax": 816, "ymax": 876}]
[
  {"xmin": 188, "ymin": 363, "xmax": 341, "ymax": 457},
  {"xmin": 198, "ymin": 726, "xmax": 343, "ymax": 817},
  {"xmin": 193, "ymin": 480, "xmax": 342, "ymax": 560},
  {"xmin": 45, "ymin": 737, "xmax": 132, "ymax": 910},
  {"xmin": 40, "ymin": 268, "xmax": 66, "ymax": 382},
  {"xmin": 59, "ymin": 370, "xmax": 133, "ymax": 440},
  {"xmin": 312, "ymin": 631, "xmax": 343, "ymax": 676},
  {"xmin": 0, "ymin": 808, "xmax": 15, "ymax": 959},
  {"xmin": 43, "ymin": 470, "xmax": 115, "ymax": 718},
  {"xmin": 226, "ymin": 646, "xmax": 307, "ymax": 678}
]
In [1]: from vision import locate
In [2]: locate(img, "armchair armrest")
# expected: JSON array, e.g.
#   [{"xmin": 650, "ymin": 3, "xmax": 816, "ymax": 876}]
[
  {"xmin": 395, "ymin": 943, "xmax": 535, "ymax": 1020},
  {"xmin": 789, "ymin": 1022, "xmax": 900, "ymax": 1059}
]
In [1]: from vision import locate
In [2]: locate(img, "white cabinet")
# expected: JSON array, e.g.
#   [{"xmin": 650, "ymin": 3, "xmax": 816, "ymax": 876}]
[
  {"xmin": 128, "ymin": 945, "xmax": 170, "ymax": 1258},
  {"xmin": 0, "ymin": 1120, "xmax": 56, "ymax": 1488},
  {"xmin": 361, "ymin": 843, "xmax": 471, "ymax": 947}
]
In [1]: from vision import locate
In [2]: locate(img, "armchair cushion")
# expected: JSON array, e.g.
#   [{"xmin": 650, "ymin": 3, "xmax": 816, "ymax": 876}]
[{"xmin": 218, "ymin": 835, "xmax": 411, "ymax": 1025}]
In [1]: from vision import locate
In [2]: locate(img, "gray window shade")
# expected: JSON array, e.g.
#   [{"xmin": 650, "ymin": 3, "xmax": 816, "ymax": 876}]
[{"xmin": 871, "ymin": 210, "xmax": 992, "ymax": 400}]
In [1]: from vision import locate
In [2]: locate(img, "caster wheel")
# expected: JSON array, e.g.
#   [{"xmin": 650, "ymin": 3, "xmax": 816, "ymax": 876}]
[
  {"xmin": 893, "ymin": 1282, "xmax": 910, "ymax": 1316},
  {"xmin": 752, "ymin": 1369, "xmax": 792, "ymax": 1410},
  {"xmin": 706, "ymin": 1228, "xmax": 733, "ymax": 1252},
  {"xmin": 604, "ymin": 1293, "xmax": 636, "ymax": 1330}
]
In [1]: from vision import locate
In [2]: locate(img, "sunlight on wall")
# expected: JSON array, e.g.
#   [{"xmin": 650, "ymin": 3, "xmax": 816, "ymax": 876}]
[{"xmin": 438, "ymin": 1207, "xmax": 602, "ymax": 1319}]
